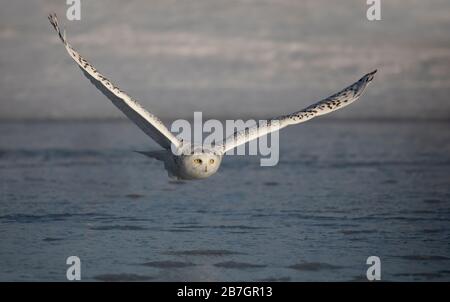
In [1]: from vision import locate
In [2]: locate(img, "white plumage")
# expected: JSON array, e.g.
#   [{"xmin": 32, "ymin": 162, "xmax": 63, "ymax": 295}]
[{"xmin": 48, "ymin": 13, "xmax": 376, "ymax": 180}]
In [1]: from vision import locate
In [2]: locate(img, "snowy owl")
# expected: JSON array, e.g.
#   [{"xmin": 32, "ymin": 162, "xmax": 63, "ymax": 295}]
[{"xmin": 48, "ymin": 13, "xmax": 376, "ymax": 180}]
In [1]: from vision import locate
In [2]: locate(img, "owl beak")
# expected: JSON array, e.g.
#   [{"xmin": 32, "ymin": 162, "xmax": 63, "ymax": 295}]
[{"xmin": 204, "ymin": 166, "xmax": 208, "ymax": 172}]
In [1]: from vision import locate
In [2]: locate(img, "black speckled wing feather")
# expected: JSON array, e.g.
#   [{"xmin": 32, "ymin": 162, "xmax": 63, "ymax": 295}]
[
  {"xmin": 48, "ymin": 13, "xmax": 181, "ymax": 150},
  {"xmin": 217, "ymin": 70, "xmax": 376, "ymax": 153}
]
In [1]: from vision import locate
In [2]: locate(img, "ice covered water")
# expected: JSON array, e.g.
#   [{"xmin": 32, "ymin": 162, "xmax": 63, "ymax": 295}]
[{"xmin": 0, "ymin": 120, "xmax": 449, "ymax": 281}]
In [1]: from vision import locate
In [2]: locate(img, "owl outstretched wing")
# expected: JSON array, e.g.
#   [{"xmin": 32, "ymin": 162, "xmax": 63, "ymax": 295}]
[
  {"xmin": 216, "ymin": 70, "xmax": 377, "ymax": 153},
  {"xmin": 48, "ymin": 13, "xmax": 182, "ymax": 150}
]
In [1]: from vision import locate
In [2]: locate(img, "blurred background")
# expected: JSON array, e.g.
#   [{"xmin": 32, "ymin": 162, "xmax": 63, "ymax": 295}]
[{"xmin": 0, "ymin": 0, "xmax": 449, "ymax": 121}]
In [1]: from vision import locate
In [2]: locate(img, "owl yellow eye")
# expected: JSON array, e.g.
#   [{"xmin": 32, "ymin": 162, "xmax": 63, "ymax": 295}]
[
  {"xmin": 209, "ymin": 159, "xmax": 215, "ymax": 164},
  {"xmin": 194, "ymin": 159, "xmax": 202, "ymax": 164}
]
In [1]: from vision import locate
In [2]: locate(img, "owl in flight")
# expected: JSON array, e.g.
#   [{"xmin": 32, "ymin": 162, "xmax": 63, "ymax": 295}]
[{"xmin": 49, "ymin": 13, "xmax": 376, "ymax": 180}]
